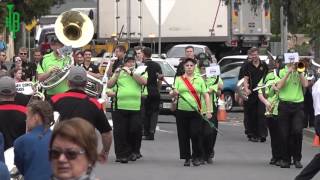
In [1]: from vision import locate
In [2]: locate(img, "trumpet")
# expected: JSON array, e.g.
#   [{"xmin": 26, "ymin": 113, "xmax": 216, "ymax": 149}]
[{"xmin": 296, "ymin": 61, "xmax": 305, "ymax": 73}]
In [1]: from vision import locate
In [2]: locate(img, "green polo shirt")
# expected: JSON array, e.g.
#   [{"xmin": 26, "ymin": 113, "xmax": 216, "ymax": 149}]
[
  {"xmin": 278, "ymin": 66, "xmax": 304, "ymax": 103},
  {"xmin": 174, "ymin": 75, "xmax": 208, "ymax": 111},
  {"xmin": 258, "ymin": 71, "xmax": 280, "ymax": 115},
  {"xmin": 112, "ymin": 70, "xmax": 145, "ymax": 110},
  {"xmin": 37, "ymin": 52, "xmax": 69, "ymax": 95},
  {"xmin": 200, "ymin": 76, "xmax": 223, "ymax": 114}
]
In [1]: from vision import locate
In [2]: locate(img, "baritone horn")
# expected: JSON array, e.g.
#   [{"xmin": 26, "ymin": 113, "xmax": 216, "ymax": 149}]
[{"xmin": 55, "ymin": 10, "xmax": 94, "ymax": 48}]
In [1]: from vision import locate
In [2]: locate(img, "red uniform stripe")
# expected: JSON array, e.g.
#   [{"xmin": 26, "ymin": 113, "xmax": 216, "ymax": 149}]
[
  {"xmin": 0, "ymin": 104, "xmax": 27, "ymax": 114},
  {"xmin": 51, "ymin": 92, "xmax": 87, "ymax": 103}
]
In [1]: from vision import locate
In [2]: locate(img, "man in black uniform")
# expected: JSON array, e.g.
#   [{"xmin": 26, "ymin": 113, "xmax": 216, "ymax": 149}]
[
  {"xmin": 81, "ymin": 49, "xmax": 102, "ymax": 79},
  {"xmin": 107, "ymin": 45, "xmax": 126, "ymax": 77},
  {"xmin": 16, "ymin": 47, "xmax": 36, "ymax": 81},
  {"xmin": 141, "ymin": 47, "xmax": 163, "ymax": 140},
  {"xmin": 175, "ymin": 46, "xmax": 196, "ymax": 76},
  {"xmin": 50, "ymin": 66, "xmax": 112, "ymax": 162},
  {"xmin": 242, "ymin": 47, "xmax": 268, "ymax": 142},
  {"xmin": 0, "ymin": 76, "xmax": 26, "ymax": 150}
]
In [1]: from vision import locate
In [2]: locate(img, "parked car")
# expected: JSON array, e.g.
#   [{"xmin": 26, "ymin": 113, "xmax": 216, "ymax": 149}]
[
  {"xmin": 153, "ymin": 59, "xmax": 176, "ymax": 113},
  {"xmin": 218, "ymin": 55, "xmax": 274, "ymax": 67},
  {"xmin": 165, "ymin": 44, "xmax": 214, "ymax": 68},
  {"xmin": 220, "ymin": 62, "xmax": 243, "ymax": 111}
]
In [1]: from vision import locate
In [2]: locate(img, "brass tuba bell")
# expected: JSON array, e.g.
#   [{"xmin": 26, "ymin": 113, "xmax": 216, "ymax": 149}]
[{"xmin": 54, "ymin": 10, "xmax": 94, "ymax": 48}]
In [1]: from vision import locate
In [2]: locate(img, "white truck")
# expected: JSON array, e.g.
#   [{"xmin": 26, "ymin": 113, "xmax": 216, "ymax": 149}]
[{"xmin": 97, "ymin": 0, "xmax": 271, "ymax": 48}]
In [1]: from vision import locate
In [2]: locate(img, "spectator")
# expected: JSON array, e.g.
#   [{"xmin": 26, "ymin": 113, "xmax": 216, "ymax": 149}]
[
  {"xmin": 14, "ymin": 100, "xmax": 54, "ymax": 180},
  {"xmin": 49, "ymin": 118, "xmax": 99, "ymax": 180},
  {"xmin": 0, "ymin": 35, "xmax": 6, "ymax": 52}
]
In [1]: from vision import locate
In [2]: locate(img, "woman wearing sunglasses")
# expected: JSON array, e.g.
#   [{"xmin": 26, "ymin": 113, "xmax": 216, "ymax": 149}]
[
  {"xmin": 171, "ymin": 58, "xmax": 212, "ymax": 166},
  {"xmin": 14, "ymin": 100, "xmax": 54, "ymax": 180},
  {"xmin": 49, "ymin": 118, "xmax": 99, "ymax": 180}
]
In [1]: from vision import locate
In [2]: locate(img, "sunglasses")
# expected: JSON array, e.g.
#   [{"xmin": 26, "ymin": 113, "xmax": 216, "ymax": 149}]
[
  {"xmin": 49, "ymin": 148, "xmax": 85, "ymax": 160},
  {"xmin": 15, "ymin": 59, "xmax": 22, "ymax": 62},
  {"xmin": 19, "ymin": 53, "xmax": 27, "ymax": 55}
]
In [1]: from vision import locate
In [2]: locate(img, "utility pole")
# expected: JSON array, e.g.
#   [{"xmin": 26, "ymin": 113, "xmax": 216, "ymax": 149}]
[
  {"xmin": 127, "ymin": 0, "xmax": 131, "ymax": 46},
  {"xmin": 280, "ymin": 3, "xmax": 288, "ymax": 54},
  {"xmin": 158, "ymin": 0, "xmax": 161, "ymax": 56}
]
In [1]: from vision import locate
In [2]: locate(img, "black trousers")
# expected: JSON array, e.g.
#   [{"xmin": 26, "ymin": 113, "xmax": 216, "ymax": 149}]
[
  {"xmin": 266, "ymin": 115, "xmax": 281, "ymax": 160},
  {"xmin": 143, "ymin": 96, "xmax": 160, "ymax": 135},
  {"xmin": 278, "ymin": 101, "xmax": 304, "ymax": 162},
  {"xmin": 176, "ymin": 110, "xmax": 202, "ymax": 160},
  {"xmin": 201, "ymin": 113, "xmax": 218, "ymax": 159},
  {"xmin": 244, "ymin": 94, "xmax": 268, "ymax": 138},
  {"xmin": 315, "ymin": 115, "xmax": 320, "ymax": 137},
  {"xmin": 295, "ymin": 153, "xmax": 320, "ymax": 180},
  {"xmin": 112, "ymin": 109, "xmax": 142, "ymax": 158}
]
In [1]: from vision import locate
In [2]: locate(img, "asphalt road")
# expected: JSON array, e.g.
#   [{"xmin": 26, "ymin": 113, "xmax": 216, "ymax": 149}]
[{"xmin": 95, "ymin": 111, "xmax": 320, "ymax": 180}]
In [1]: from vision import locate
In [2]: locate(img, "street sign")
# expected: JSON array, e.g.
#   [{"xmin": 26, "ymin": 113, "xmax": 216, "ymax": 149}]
[{"xmin": 25, "ymin": 18, "xmax": 37, "ymax": 32}]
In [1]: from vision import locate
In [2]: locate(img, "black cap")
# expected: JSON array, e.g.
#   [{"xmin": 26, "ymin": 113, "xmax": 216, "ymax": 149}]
[
  {"xmin": 124, "ymin": 48, "xmax": 136, "ymax": 62},
  {"xmin": 198, "ymin": 52, "xmax": 211, "ymax": 67}
]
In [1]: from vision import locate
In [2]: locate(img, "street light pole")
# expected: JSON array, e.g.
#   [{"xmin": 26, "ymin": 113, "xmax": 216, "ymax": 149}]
[
  {"xmin": 158, "ymin": 0, "xmax": 161, "ymax": 56},
  {"xmin": 280, "ymin": 4, "xmax": 288, "ymax": 54}
]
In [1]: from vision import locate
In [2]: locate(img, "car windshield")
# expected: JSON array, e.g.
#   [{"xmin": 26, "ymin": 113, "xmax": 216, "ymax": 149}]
[
  {"xmin": 167, "ymin": 47, "xmax": 203, "ymax": 58},
  {"xmin": 155, "ymin": 61, "xmax": 176, "ymax": 77},
  {"xmin": 220, "ymin": 64, "xmax": 242, "ymax": 78}
]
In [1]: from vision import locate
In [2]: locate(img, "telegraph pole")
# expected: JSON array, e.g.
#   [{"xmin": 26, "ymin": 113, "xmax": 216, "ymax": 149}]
[
  {"xmin": 158, "ymin": 0, "xmax": 162, "ymax": 56},
  {"xmin": 280, "ymin": 2, "xmax": 288, "ymax": 54}
]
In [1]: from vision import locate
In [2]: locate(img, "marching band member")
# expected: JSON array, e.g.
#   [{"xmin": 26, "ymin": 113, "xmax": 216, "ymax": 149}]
[
  {"xmin": 242, "ymin": 47, "xmax": 268, "ymax": 142},
  {"xmin": 276, "ymin": 59, "xmax": 308, "ymax": 168},
  {"xmin": 81, "ymin": 49, "xmax": 102, "ymax": 79},
  {"xmin": 107, "ymin": 51, "xmax": 147, "ymax": 163},
  {"xmin": 50, "ymin": 66, "xmax": 112, "ymax": 163},
  {"xmin": 257, "ymin": 58, "xmax": 281, "ymax": 166},
  {"xmin": 198, "ymin": 53, "xmax": 223, "ymax": 164},
  {"xmin": 37, "ymin": 38, "xmax": 69, "ymax": 99},
  {"xmin": 107, "ymin": 45, "xmax": 126, "ymax": 78},
  {"xmin": 74, "ymin": 50, "xmax": 84, "ymax": 66},
  {"xmin": 0, "ymin": 76, "xmax": 26, "ymax": 150},
  {"xmin": 170, "ymin": 58, "xmax": 212, "ymax": 167},
  {"xmin": 141, "ymin": 47, "xmax": 162, "ymax": 140},
  {"xmin": 295, "ymin": 69, "xmax": 320, "ymax": 179}
]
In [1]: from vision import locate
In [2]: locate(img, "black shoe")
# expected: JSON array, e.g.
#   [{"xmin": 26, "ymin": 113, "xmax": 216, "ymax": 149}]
[
  {"xmin": 275, "ymin": 160, "xmax": 281, "ymax": 166},
  {"xmin": 269, "ymin": 158, "xmax": 277, "ymax": 165},
  {"xmin": 136, "ymin": 153, "xmax": 143, "ymax": 159},
  {"xmin": 206, "ymin": 158, "xmax": 213, "ymax": 164},
  {"xmin": 115, "ymin": 158, "xmax": 120, "ymax": 162},
  {"xmin": 260, "ymin": 137, "xmax": 266, "ymax": 143},
  {"xmin": 129, "ymin": 153, "xmax": 137, "ymax": 161},
  {"xmin": 120, "ymin": 157, "xmax": 128, "ymax": 163},
  {"xmin": 294, "ymin": 161, "xmax": 303, "ymax": 169},
  {"xmin": 143, "ymin": 134, "xmax": 154, "ymax": 140},
  {"xmin": 248, "ymin": 137, "xmax": 259, "ymax": 142},
  {"xmin": 200, "ymin": 158, "xmax": 205, "ymax": 165},
  {"xmin": 184, "ymin": 159, "xmax": 191, "ymax": 166},
  {"xmin": 192, "ymin": 158, "xmax": 201, "ymax": 166},
  {"xmin": 210, "ymin": 151, "xmax": 215, "ymax": 159},
  {"xmin": 280, "ymin": 160, "xmax": 290, "ymax": 168}
]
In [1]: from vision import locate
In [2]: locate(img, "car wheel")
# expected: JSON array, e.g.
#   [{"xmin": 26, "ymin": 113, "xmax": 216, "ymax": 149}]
[{"xmin": 223, "ymin": 92, "xmax": 234, "ymax": 112}]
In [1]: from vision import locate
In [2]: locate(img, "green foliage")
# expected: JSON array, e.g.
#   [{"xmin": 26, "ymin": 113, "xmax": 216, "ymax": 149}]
[
  {"xmin": 11, "ymin": 0, "xmax": 65, "ymax": 23},
  {"xmin": 294, "ymin": 42, "xmax": 312, "ymax": 56}
]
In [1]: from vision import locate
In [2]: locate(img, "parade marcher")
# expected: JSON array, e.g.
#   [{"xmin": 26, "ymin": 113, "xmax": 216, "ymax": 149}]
[
  {"xmin": 50, "ymin": 66, "xmax": 112, "ymax": 163},
  {"xmin": 175, "ymin": 46, "xmax": 197, "ymax": 77},
  {"xmin": 0, "ymin": 76, "xmax": 26, "ymax": 150},
  {"xmin": 242, "ymin": 47, "xmax": 268, "ymax": 142},
  {"xmin": 295, "ymin": 75, "xmax": 320, "ymax": 179},
  {"xmin": 49, "ymin": 118, "xmax": 100, "ymax": 180},
  {"xmin": 74, "ymin": 51, "xmax": 84, "ymax": 66},
  {"xmin": 81, "ymin": 49, "xmax": 102, "ymax": 79},
  {"xmin": 135, "ymin": 46, "xmax": 144, "ymax": 67},
  {"xmin": 197, "ymin": 53, "xmax": 223, "ymax": 164},
  {"xmin": 37, "ymin": 38, "xmax": 69, "ymax": 99},
  {"xmin": 276, "ymin": 58, "xmax": 308, "ymax": 168},
  {"xmin": 107, "ymin": 51, "xmax": 147, "ymax": 163},
  {"xmin": 141, "ymin": 47, "xmax": 162, "ymax": 140},
  {"xmin": 0, "ymin": 50, "xmax": 7, "ymax": 72},
  {"xmin": 14, "ymin": 100, "xmax": 54, "ymax": 180},
  {"xmin": 170, "ymin": 58, "xmax": 212, "ymax": 166},
  {"xmin": 107, "ymin": 45, "xmax": 126, "ymax": 78},
  {"xmin": 257, "ymin": 57, "xmax": 282, "ymax": 166}
]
